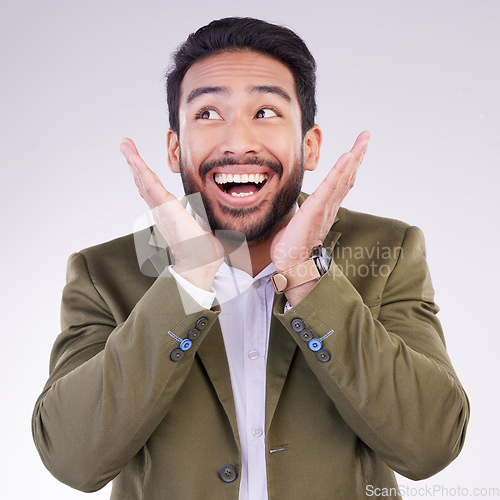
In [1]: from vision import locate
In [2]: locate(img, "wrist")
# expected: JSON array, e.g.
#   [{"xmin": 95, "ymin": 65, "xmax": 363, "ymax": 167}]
[
  {"xmin": 284, "ymin": 279, "xmax": 317, "ymax": 307},
  {"xmin": 172, "ymin": 259, "xmax": 222, "ymax": 292},
  {"xmin": 271, "ymin": 244, "xmax": 331, "ymax": 295}
]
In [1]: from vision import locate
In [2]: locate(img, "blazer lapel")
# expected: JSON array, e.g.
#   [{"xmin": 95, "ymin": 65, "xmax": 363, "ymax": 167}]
[
  {"xmin": 196, "ymin": 319, "xmax": 241, "ymax": 449},
  {"xmin": 265, "ymin": 293, "xmax": 298, "ymax": 432},
  {"xmin": 265, "ymin": 209, "xmax": 342, "ymax": 432}
]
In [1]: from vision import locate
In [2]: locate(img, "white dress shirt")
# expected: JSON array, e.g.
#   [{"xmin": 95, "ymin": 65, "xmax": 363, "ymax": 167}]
[{"xmin": 170, "ymin": 261, "xmax": 277, "ymax": 500}]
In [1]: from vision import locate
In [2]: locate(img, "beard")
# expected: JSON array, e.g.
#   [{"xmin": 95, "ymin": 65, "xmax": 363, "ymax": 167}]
[{"xmin": 179, "ymin": 150, "xmax": 304, "ymax": 245}]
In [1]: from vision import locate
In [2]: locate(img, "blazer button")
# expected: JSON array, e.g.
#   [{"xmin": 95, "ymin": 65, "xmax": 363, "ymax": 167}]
[
  {"xmin": 308, "ymin": 338, "xmax": 322, "ymax": 351},
  {"xmin": 188, "ymin": 328, "xmax": 201, "ymax": 340},
  {"xmin": 291, "ymin": 319, "xmax": 304, "ymax": 332},
  {"xmin": 219, "ymin": 465, "xmax": 237, "ymax": 483},
  {"xmin": 299, "ymin": 329, "xmax": 312, "ymax": 341},
  {"xmin": 180, "ymin": 339, "xmax": 192, "ymax": 351},
  {"xmin": 316, "ymin": 349, "xmax": 331, "ymax": 362},
  {"xmin": 196, "ymin": 317, "xmax": 209, "ymax": 330},
  {"xmin": 170, "ymin": 348, "xmax": 184, "ymax": 362}
]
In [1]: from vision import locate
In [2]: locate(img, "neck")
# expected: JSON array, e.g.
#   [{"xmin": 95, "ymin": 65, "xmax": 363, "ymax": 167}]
[{"xmin": 248, "ymin": 239, "xmax": 274, "ymax": 277}]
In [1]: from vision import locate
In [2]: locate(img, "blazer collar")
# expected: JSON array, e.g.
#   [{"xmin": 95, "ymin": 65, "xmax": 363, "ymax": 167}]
[{"xmin": 146, "ymin": 228, "xmax": 172, "ymax": 276}]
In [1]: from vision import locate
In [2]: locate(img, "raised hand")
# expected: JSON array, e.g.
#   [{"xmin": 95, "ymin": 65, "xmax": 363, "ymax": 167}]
[
  {"xmin": 119, "ymin": 138, "xmax": 223, "ymax": 290},
  {"xmin": 270, "ymin": 131, "xmax": 371, "ymax": 303}
]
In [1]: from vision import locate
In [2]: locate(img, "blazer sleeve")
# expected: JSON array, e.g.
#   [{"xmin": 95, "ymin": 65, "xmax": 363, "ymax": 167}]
[
  {"xmin": 32, "ymin": 251, "xmax": 220, "ymax": 492},
  {"xmin": 275, "ymin": 225, "xmax": 469, "ymax": 480}
]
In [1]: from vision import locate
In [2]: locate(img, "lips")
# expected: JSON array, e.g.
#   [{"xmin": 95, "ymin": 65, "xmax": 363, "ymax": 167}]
[
  {"xmin": 214, "ymin": 172, "xmax": 269, "ymax": 197},
  {"xmin": 204, "ymin": 168, "xmax": 273, "ymax": 207}
]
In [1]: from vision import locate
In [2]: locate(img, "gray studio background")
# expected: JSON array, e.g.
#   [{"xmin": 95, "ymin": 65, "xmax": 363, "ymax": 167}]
[{"xmin": 1, "ymin": 0, "xmax": 499, "ymax": 498}]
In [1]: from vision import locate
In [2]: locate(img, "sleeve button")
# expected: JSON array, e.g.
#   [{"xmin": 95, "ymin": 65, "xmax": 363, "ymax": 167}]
[
  {"xmin": 308, "ymin": 338, "xmax": 322, "ymax": 352},
  {"xmin": 180, "ymin": 339, "xmax": 193, "ymax": 351},
  {"xmin": 316, "ymin": 350, "xmax": 331, "ymax": 362},
  {"xmin": 188, "ymin": 328, "xmax": 201, "ymax": 340},
  {"xmin": 299, "ymin": 329, "xmax": 312, "ymax": 341},
  {"xmin": 196, "ymin": 317, "xmax": 208, "ymax": 330},
  {"xmin": 170, "ymin": 348, "xmax": 184, "ymax": 362},
  {"xmin": 291, "ymin": 319, "xmax": 304, "ymax": 332}
]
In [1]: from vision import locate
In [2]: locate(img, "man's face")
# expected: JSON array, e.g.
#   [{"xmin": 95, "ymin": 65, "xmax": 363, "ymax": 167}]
[{"xmin": 167, "ymin": 51, "xmax": 321, "ymax": 244}]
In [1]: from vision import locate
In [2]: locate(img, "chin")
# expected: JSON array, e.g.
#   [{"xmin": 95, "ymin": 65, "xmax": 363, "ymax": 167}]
[{"xmin": 210, "ymin": 201, "xmax": 294, "ymax": 245}]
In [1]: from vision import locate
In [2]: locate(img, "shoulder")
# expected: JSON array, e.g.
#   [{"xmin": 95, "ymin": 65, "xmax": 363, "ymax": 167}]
[
  {"xmin": 65, "ymin": 227, "xmax": 159, "ymax": 313},
  {"xmin": 333, "ymin": 207, "xmax": 428, "ymax": 260},
  {"xmin": 73, "ymin": 226, "xmax": 154, "ymax": 276},
  {"xmin": 298, "ymin": 192, "xmax": 412, "ymax": 241},
  {"xmin": 335, "ymin": 206, "xmax": 411, "ymax": 242}
]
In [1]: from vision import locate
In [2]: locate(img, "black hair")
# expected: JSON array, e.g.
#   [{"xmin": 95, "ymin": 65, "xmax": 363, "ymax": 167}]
[{"xmin": 166, "ymin": 17, "xmax": 317, "ymax": 137}]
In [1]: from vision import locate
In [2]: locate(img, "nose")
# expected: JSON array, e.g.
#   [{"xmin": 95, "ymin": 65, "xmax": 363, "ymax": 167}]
[{"xmin": 218, "ymin": 117, "xmax": 261, "ymax": 157}]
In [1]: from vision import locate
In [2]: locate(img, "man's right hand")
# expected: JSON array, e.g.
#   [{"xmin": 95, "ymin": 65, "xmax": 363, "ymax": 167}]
[{"xmin": 119, "ymin": 138, "xmax": 223, "ymax": 291}]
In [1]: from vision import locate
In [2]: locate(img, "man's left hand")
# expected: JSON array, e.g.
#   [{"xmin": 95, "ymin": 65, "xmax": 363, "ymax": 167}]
[{"xmin": 270, "ymin": 131, "xmax": 371, "ymax": 305}]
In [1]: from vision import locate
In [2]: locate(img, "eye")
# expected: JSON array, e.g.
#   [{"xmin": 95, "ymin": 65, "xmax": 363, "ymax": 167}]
[
  {"xmin": 255, "ymin": 107, "xmax": 280, "ymax": 119},
  {"xmin": 196, "ymin": 108, "xmax": 222, "ymax": 120}
]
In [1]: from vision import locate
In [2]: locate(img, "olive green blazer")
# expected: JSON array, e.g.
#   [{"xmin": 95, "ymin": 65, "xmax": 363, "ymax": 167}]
[{"xmin": 33, "ymin": 198, "xmax": 469, "ymax": 499}]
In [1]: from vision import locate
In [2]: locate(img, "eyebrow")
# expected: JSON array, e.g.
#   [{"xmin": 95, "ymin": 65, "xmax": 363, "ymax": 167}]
[
  {"xmin": 186, "ymin": 86, "xmax": 229, "ymax": 104},
  {"xmin": 249, "ymin": 85, "xmax": 291, "ymax": 102},
  {"xmin": 185, "ymin": 85, "xmax": 292, "ymax": 104}
]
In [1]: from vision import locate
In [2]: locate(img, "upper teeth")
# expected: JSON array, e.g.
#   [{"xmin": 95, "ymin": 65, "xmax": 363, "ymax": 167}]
[{"xmin": 214, "ymin": 173, "xmax": 268, "ymax": 184}]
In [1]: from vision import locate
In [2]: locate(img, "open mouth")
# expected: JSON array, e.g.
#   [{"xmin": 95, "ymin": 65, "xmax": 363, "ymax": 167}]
[{"xmin": 214, "ymin": 172, "xmax": 269, "ymax": 197}]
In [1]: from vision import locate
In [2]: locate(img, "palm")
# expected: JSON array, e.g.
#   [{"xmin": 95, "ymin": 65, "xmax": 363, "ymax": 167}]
[
  {"xmin": 119, "ymin": 138, "xmax": 222, "ymax": 277},
  {"xmin": 270, "ymin": 131, "xmax": 371, "ymax": 272}
]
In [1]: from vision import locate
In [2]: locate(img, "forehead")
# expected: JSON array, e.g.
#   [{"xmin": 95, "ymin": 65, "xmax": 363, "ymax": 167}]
[{"xmin": 180, "ymin": 51, "xmax": 297, "ymax": 102}]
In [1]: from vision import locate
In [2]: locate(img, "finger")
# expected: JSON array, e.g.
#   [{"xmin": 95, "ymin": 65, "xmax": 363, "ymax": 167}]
[
  {"xmin": 119, "ymin": 137, "xmax": 139, "ymax": 155},
  {"xmin": 325, "ymin": 130, "xmax": 371, "ymax": 195},
  {"xmin": 119, "ymin": 137, "xmax": 152, "ymax": 179},
  {"xmin": 308, "ymin": 130, "xmax": 370, "ymax": 215},
  {"xmin": 311, "ymin": 151, "xmax": 354, "ymax": 203},
  {"xmin": 345, "ymin": 130, "xmax": 371, "ymax": 186},
  {"xmin": 350, "ymin": 130, "xmax": 371, "ymax": 157},
  {"xmin": 119, "ymin": 138, "xmax": 174, "ymax": 209},
  {"xmin": 349, "ymin": 130, "xmax": 371, "ymax": 170}
]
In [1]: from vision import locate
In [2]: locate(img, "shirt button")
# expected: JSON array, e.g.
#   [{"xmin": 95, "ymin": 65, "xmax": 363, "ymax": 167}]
[
  {"xmin": 248, "ymin": 349, "xmax": 260, "ymax": 360},
  {"xmin": 219, "ymin": 465, "xmax": 237, "ymax": 483},
  {"xmin": 252, "ymin": 426, "xmax": 263, "ymax": 437}
]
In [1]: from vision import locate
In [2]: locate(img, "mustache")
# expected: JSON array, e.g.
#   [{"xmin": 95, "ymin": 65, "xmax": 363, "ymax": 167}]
[{"xmin": 199, "ymin": 156, "xmax": 283, "ymax": 180}]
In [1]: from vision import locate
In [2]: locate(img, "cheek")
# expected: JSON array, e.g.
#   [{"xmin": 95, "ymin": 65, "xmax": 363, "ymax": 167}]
[
  {"xmin": 262, "ymin": 129, "xmax": 302, "ymax": 166},
  {"xmin": 180, "ymin": 128, "xmax": 219, "ymax": 167},
  {"xmin": 179, "ymin": 138, "xmax": 202, "ymax": 171}
]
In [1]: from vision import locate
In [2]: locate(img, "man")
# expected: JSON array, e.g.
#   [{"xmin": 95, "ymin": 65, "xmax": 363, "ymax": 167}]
[{"xmin": 33, "ymin": 17, "xmax": 469, "ymax": 499}]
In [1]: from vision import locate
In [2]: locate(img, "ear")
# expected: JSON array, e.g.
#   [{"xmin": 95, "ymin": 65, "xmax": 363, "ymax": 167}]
[
  {"xmin": 303, "ymin": 124, "xmax": 322, "ymax": 172},
  {"xmin": 167, "ymin": 129, "xmax": 180, "ymax": 173}
]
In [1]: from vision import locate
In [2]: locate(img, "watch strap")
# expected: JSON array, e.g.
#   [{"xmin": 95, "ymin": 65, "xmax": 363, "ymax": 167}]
[{"xmin": 271, "ymin": 259, "xmax": 320, "ymax": 294}]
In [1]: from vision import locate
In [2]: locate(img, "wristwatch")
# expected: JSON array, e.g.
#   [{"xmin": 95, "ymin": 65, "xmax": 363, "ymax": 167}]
[{"xmin": 271, "ymin": 245, "xmax": 332, "ymax": 294}]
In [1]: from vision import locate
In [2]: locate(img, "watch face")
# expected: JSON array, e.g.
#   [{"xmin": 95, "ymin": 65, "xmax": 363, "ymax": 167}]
[
  {"xmin": 321, "ymin": 246, "xmax": 332, "ymax": 270},
  {"xmin": 312, "ymin": 245, "xmax": 331, "ymax": 276}
]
